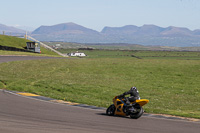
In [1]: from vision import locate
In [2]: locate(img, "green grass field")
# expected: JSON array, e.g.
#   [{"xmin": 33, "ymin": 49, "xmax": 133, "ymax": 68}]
[
  {"xmin": 0, "ymin": 35, "xmax": 200, "ymax": 118},
  {"xmin": 44, "ymin": 41, "xmax": 200, "ymax": 51},
  {"xmin": 0, "ymin": 55, "xmax": 199, "ymax": 118},
  {"xmin": 58, "ymin": 49, "xmax": 200, "ymax": 60}
]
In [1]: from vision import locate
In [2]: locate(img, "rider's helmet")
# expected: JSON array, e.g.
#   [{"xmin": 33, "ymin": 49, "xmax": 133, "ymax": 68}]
[
  {"xmin": 130, "ymin": 86, "xmax": 137, "ymax": 91},
  {"xmin": 130, "ymin": 86, "xmax": 140, "ymax": 99}
]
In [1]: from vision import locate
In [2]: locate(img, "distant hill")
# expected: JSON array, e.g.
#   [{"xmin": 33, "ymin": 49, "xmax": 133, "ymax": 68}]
[
  {"xmin": 102, "ymin": 25, "xmax": 165, "ymax": 36},
  {"xmin": 101, "ymin": 25, "xmax": 195, "ymax": 37},
  {"xmin": 100, "ymin": 25, "xmax": 200, "ymax": 47},
  {"xmin": 0, "ymin": 24, "xmax": 25, "ymax": 35},
  {"xmin": 31, "ymin": 23, "xmax": 103, "ymax": 42},
  {"xmin": 1, "ymin": 22, "xmax": 199, "ymax": 47},
  {"xmin": 31, "ymin": 23, "xmax": 200, "ymax": 47},
  {"xmin": 32, "ymin": 22, "xmax": 99, "ymax": 35}
]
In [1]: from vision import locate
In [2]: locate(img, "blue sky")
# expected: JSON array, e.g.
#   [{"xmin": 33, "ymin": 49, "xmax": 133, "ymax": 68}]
[{"xmin": 0, "ymin": 0, "xmax": 200, "ymax": 31}]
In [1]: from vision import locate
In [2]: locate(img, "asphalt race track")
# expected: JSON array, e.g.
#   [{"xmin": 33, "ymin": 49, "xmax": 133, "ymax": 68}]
[{"xmin": 0, "ymin": 56, "xmax": 200, "ymax": 133}]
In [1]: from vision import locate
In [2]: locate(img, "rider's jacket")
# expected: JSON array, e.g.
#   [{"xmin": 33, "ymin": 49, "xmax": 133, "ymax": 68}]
[{"xmin": 118, "ymin": 87, "xmax": 140, "ymax": 99}]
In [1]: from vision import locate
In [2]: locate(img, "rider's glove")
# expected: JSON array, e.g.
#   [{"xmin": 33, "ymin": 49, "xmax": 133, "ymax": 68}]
[{"xmin": 118, "ymin": 94, "xmax": 125, "ymax": 98}]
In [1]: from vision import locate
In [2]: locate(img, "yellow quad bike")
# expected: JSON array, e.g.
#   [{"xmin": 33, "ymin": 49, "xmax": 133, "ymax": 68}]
[{"xmin": 106, "ymin": 96, "xmax": 149, "ymax": 119}]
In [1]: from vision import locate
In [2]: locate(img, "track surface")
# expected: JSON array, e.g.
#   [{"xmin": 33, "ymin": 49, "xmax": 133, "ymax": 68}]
[{"xmin": 0, "ymin": 56, "xmax": 200, "ymax": 133}]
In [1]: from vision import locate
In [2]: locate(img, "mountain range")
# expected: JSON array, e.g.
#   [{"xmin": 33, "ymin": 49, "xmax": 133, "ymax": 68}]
[
  {"xmin": 0, "ymin": 24, "xmax": 25, "ymax": 35},
  {"xmin": 1, "ymin": 22, "xmax": 200, "ymax": 47}
]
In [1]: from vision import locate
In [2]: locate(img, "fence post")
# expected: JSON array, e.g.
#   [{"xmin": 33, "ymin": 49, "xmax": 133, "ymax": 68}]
[{"xmin": 25, "ymin": 31, "xmax": 27, "ymax": 39}]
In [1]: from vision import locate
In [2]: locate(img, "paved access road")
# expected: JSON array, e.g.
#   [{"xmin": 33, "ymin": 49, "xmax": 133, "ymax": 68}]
[{"xmin": 0, "ymin": 56, "xmax": 200, "ymax": 133}]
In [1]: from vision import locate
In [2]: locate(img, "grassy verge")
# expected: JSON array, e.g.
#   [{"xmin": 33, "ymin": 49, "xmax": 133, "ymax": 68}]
[
  {"xmin": 0, "ymin": 50, "xmax": 61, "ymax": 57},
  {"xmin": 0, "ymin": 56, "xmax": 199, "ymax": 118},
  {"xmin": 0, "ymin": 35, "xmax": 61, "ymax": 57},
  {"xmin": 0, "ymin": 35, "xmax": 28, "ymax": 49}
]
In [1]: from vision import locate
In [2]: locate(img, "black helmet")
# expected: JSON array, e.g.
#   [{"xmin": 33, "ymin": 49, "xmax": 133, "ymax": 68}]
[{"xmin": 130, "ymin": 86, "xmax": 137, "ymax": 91}]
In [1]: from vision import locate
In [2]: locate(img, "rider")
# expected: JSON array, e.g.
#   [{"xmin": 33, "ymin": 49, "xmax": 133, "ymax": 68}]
[{"xmin": 117, "ymin": 86, "xmax": 140, "ymax": 105}]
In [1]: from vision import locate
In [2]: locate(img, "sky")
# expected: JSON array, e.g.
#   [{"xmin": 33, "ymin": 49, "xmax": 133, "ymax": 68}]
[{"xmin": 0, "ymin": 0, "xmax": 200, "ymax": 31}]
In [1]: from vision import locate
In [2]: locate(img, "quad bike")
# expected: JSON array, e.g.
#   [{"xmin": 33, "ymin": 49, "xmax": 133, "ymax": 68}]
[{"xmin": 106, "ymin": 96, "xmax": 149, "ymax": 119}]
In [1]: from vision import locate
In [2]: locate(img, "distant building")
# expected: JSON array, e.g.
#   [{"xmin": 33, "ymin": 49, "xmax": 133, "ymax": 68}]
[
  {"xmin": 68, "ymin": 52, "xmax": 86, "ymax": 57},
  {"xmin": 55, "ymin": 44, "xmax": 61, "ymax": 47},
  {"xmin": 26, "ymin": 42, "xmax": 41, "ymax": 53},
  {"xmin": 52, "ymin": 44, "xmax": 61, "ymax": 49}
]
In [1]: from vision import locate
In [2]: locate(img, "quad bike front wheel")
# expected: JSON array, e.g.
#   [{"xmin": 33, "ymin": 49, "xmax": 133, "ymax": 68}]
[
  {"xmin": 130, "ymin": 105, "xmax": 144, "ymax": 119},
  {"xmin": 106, "ymin": 104, "xmax": 115, "ymax": 116}
]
